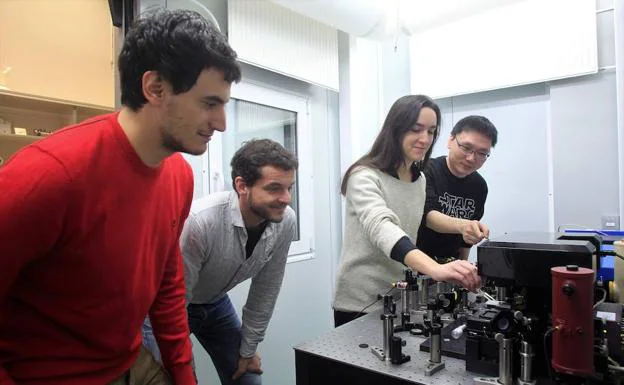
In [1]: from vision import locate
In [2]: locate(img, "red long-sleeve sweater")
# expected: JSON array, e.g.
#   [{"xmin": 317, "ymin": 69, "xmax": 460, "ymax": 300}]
[{"xmin": 0, "ymin": 113, "xmax": 196, "ymax": 384}]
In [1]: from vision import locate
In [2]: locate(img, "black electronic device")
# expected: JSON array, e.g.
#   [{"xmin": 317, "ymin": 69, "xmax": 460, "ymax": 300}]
[
  {"xmin": 477, "ymin": 232, "xmax": 595, "ymax": 288},
  {"xmin": 467, "ymin": 233, "xmax": 595, "ymax": 380}
]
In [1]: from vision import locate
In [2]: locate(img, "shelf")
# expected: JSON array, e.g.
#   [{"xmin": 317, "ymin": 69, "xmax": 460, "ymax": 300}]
[
  {"xmin": 0, "ymin": 89, "xmax": 113, "ymax": 116},
  {"xmin": 0, "ymin": 89, "xmax": 115, "ymax": 135},
  {"xmin": 0, "ymin": 133, "xmax": 42, "ymax": 166}
]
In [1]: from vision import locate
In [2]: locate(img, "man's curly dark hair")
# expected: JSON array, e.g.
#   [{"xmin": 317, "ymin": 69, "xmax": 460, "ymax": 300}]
[
  {"xmin": 118, "ymin": 8, "xmax": 241, "ymax": 111},
  {"xmin": 231, "ymin": 139, "xmax": 298, "ymax": 191}
]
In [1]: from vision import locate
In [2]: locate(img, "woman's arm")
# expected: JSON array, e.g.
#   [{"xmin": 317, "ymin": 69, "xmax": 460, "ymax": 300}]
[{"xmin": 404, "ymin": 249, "xmax": 481, "ymax": 291}]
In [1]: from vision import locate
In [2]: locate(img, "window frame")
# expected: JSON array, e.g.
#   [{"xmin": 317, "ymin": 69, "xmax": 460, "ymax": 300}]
[{"xmin": 207, "ymin": 81, "xmax": 315, "ymax": 259}]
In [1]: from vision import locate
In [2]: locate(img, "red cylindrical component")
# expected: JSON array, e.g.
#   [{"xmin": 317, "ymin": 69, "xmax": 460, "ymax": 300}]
[{"xmin": 551, "ymin": 265, "xmax": 595, "ymax": 376}]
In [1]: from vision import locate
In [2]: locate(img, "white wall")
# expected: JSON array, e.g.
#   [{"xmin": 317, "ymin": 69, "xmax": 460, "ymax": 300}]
[
  {"xmin": 550, "ymin": 71, "xmax": 619, "ymax": 230},
  {"xmin": 380, "ymin": 35, "xmax": 413, "ymax": 117},
  {"xmin": 337, "ymin": 33, "xmax": 416, "ymax": 176},
  {"xmin": 433, "ymin": 69, "xmax": 619, "ymax": 243},
  {"xmin": 338, "ymin": 33, "xmax": 382, "ymax": 175},
  {"xmin": 342, "ymin": 0, "xmax": 620, "ymax": 238},
  {"xmin": 615, "ymin": 0, "xmax": 624, "ymax": 227},
  {"xmin": 435, "ymin": 85, "xmax": 552, "ymax": 237},
  {"xmin": 437, "ymin": 0, "xmax": 619, "ymax": 234}
]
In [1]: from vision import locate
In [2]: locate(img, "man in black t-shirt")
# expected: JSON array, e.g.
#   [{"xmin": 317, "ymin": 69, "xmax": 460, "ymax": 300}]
[{"xmin": 418, "ymin": 115, "xmax": 498, "ymax": 261}]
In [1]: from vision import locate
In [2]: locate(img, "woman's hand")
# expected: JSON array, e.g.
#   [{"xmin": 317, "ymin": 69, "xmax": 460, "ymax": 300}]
[{"xmin": 430, "ymin": 259, "xmax": 481, "ymax": 292}]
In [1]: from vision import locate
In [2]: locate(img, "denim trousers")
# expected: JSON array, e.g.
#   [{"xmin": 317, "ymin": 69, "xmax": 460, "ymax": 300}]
[{"xmin": 143, "ymin": 295, "xmax": 261, "ymax": 385}]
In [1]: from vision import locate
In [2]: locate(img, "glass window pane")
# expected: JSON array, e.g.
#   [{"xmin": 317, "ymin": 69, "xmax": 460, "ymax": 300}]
[{"xmin": 223, "ymin": 99, "xmax": 300, "ymax": 241}]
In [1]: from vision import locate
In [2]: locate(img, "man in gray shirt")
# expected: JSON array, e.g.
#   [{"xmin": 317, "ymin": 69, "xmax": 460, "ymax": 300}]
[{"xmin": 143, "ymin": 139, "xmax": 298, "ymax": 385}]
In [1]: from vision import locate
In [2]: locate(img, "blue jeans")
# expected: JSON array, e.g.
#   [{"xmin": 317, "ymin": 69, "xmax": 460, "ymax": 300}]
[{"xmin": 142, "ymin": 296, "xmax": 261, "ymax": 385}]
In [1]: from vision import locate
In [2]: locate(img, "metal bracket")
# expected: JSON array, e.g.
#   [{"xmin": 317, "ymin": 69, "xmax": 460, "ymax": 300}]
[
  {"xmin": 474, "ymin": 377, "xmax": 501, "ymax": 385},
  {"xmin": 370, "ymin": 346, "xmax": 386, "ymax": 361},
  {"xmin": 424, "ymin": 360, "xmax": 445, "ymax": 376}
]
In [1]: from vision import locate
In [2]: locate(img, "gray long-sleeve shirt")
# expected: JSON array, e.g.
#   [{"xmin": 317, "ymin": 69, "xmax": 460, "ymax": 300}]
[
  {"xmin": 333, "ymin": 167, "xmax": 426, "ymax": 313},
  {"xmin": 181, "ymin": 191, "xmax": 296, "ymax": 357}
]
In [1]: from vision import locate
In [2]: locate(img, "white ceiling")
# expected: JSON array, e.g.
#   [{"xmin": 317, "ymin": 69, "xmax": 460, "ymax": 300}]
[{"xmin": 270, "ymin": 0, "xmax": 528, "ymax": 39}]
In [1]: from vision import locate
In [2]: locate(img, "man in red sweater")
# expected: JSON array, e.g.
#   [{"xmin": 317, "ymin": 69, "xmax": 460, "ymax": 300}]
[{"xmin": 0, "ymin": 8, "xmax": 240, "ymax": 385}]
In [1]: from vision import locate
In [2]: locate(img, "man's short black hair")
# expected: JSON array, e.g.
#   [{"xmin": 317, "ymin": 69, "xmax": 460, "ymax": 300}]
[
  {"xmin": 451, "ymin": 115, "xmax": 498, "ymax": 147},
  {"xmin": 118, "ymin": 8, "xmax": 242, "ymax": 111}
]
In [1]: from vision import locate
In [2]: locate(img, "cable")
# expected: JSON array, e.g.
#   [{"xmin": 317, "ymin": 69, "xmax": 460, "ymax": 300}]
[
  {"xmin": 609, "ymin": 356, "xmax": 621, "ymax": 367},
  {"xmin": 594, "ymin": 287, "xmax": 607, "ymax": 309},
  {"xmin": 608, "ymin": 357, "xmax": 624, "ymax": 377},
  {"xmin": 353, "ymin": 286, "xmax": 396, "ymax": 320},
  {"xmin": 613, "ymin": 251, "xmax": 624, "ymax": 262},
  {"xmin": 543, "ymin": 327, "xmax": 556, "ymax": 382},
  {"xmin": 477, "ymin": 289, "xmax": 495, "ymax": 302}
]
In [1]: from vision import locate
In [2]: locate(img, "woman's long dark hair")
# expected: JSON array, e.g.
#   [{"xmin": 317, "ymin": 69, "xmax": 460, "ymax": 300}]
[{"xmin": 340, "ymin": 95, "xmax": 441, "ymax": 195}]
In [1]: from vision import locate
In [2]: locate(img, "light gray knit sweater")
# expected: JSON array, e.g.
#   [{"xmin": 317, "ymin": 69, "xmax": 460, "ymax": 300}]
[{"xmin": 333, "ymin": 166, "xmax": 426, "ymax": 313}]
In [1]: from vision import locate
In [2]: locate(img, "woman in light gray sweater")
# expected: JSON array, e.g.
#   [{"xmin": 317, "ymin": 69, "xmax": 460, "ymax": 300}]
[{"xmin": 333, "ymin": 95, "xmax": 482, "ymax": 327}]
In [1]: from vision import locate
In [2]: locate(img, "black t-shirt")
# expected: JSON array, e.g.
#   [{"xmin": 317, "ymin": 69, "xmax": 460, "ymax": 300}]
[
  {"xmin": 246, "ymin": 222, "xmax": 268, "ymax": 259},
  {"xmin": 416, "ymin": 156, "xmax": 488, "ymax": 259}
]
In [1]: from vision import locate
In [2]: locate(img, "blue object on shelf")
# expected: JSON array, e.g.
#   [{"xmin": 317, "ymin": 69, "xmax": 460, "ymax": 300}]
[
  {"xmin": 562, "ymin": 229, "xmax": 622, "ymax": 282},
  {"xmin": 598, "ymin": 255, "xmax": 614, "ymax": 281}
]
